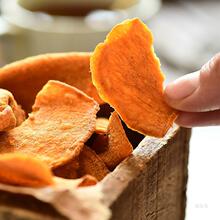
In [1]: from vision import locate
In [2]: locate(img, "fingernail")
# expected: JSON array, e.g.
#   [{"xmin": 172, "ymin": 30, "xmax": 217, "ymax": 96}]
[{"xmin": 165, "ymin": 71, "xmax": 200, "ymax": 101}]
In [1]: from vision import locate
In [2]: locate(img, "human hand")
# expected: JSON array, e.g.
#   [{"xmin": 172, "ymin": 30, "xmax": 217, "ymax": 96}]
[{"xmin": 164, "ymin": 53, "xmax": 220, "ymax": 127}]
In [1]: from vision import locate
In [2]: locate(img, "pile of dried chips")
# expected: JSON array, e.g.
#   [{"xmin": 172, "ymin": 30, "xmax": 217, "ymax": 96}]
[
  {"xmin": 0, "ymin": 18, "xmax": 177, "ymax": 188},
  {"xmin": 0, "ymin": 64, "xmax": 131, "ymax": 187},
  {"xmin": 0, "ymin": 53, "xmax": 103, "ymax": 112},
  {"xmin": 0, "ymin": 89, "xmax": 25, "ymax": 131}
]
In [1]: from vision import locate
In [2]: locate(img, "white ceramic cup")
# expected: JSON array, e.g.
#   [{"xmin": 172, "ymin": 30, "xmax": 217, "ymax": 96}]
[{"xmin": 0, "ymin": 0, "xmax": 161, "ymax": 64}]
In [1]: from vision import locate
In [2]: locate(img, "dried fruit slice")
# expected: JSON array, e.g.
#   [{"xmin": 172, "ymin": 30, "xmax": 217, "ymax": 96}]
[
  {"xmin": 53, "ymin": 158, "xmax": 79, "ymax": 179},
  {"xmin": 91, "ymin": 18, "xmax": 178, "ymax": 137},
  {"xmin": 95, "ymin": 118, "xmax": 109, "ymax": 134},
  {"xmin": 92, "ymin": 112, "xmax": 133, "ymax": 170},
  {"xmin": 0, "ymin": 89, "xmax": 25, "ymax": 131},
  {"xmin": 0, "ymin": 53, "xmax": 102, "ymax": 112},
  {"xmin": 0, "ymin": 80, "xmax": 99, "ymax": 168},
  {"xmin": 54, "ymin": 175, "xmax": 97, "ymax": 188},
  {"xmin": 91, "ymin": 134, "xmax": 108, "ymax": 154},
  {"xmin": 78, "ymin": 146, "xmax": 109, "ymax": 181},
  {"xmin": 0, "ymin": 153, "xmax": 54, "ymax": 187},
  {"xmin": 77, "ymin": 175, "xmax": 98, "ymax": 187},
  {"xmin": 53, "ymin": 143, "xmax": 109, "ymax": 181}
]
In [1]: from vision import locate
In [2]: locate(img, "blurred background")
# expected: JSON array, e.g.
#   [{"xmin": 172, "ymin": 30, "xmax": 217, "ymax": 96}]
[{"xmin": 0, "ymin": 0, "xmax": 219, "ymax": 219}]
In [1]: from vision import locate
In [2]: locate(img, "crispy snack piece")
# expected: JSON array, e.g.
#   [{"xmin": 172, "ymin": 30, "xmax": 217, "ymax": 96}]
[
  {"xmin": 56, "ymin": 146, "xmax": 109, "ymax": 181},
  {"xmin": 91, "ymin": 18, "xmax": 178, "ymax": 137},
  {"xmin": 92, "ymin": 112, "xmax": 133, "ymax": 170},
  {"xmin": 0, "ymin": 80, "xmax": 99, "ymax": 168},
  {"xmin": 53, "ymin": 158, "xmax": 79, "ymax": 179},
  {"xmin": 54, "ymin": 175, "xmax": 97, "ymax": 188},
  {"xmin": 0, "ymin": 89, "xmax": 25, "ymax": 131},
  {"xmin": 0, "ymin": 153, "xmax": 54, "ymax": 187},
  {"xmin": 0, "ymin": 53, "xmax": 102, "ymax": 112},
  {"xmin": 77, "ymin": 175, "xmax": 98, "ymax": 187},
  {"xmin": 91, "ymin": 134, "xmax": 108, "ymax": 154},
  {"xmin": 78, "ymin": 146, "xmax": 109, "ymax": 181},
  {"xmin": 95, "ymin": 118, "xmax": 109, "ymax": 134}
]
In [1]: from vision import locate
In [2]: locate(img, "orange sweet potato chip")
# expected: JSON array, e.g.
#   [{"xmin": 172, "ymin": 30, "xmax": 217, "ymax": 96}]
[
  {"xmin": 54, "ymin": 175, "xmax": 98, "ymax": 188},
  {"xmin": 78, "ymin": 146, "xmax": 109, "ymax": 181},
  {"xmin": 91, "ymin": 134, "xmax": 108, "ymax": 154},
  {"xmin": 0, "ymin": 89, "xmax": 25, "ymax": 131},
  {"xmin": 0, "ymin": 80, "xmax": 99, "ymax": 168},
  {"xmin": 53, "ymin": 158, "xmax": 79, "ymax": 179},
  {"xmin": 91, "ymin": 18, "xmax": 178, "ymax": 137},
  {"xmin": 77, "ymin": 175, "xmax": 98, "ymax": 187},
  {"xmin": 53, "ymin": 149, "xmax": 107, "ymax": 181},
  {"xmin": 0, "ymin": 53, "xmax": 102, "ymax": 112},
  {"xmin": 95, "ymin": 118, "xmax": 109, "ymax": 134},
  {"xmin": 0, "ymin": 153, "xmax": 54, "ymax": 187},
  {"xmin": 92, "ymin": 112, "xmax": 133, "ymax": 170}
]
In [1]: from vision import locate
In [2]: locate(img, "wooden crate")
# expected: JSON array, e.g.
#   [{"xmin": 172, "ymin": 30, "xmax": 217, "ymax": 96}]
[
  {"xmin": 0, "ymin": 126, "xmax": 191, "ymax": 220},
  {"xmin": 102, "ymin": 126, "xmax": 191, "ymax": 220}
]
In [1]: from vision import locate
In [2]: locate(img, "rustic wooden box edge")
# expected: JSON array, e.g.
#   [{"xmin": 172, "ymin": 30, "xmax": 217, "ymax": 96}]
[
  {"xmin": 101, "ymin": 126, "xmax": 191, "ymax": 220},
  {"xmin": 0, "ymin": 126, "xmax": 191, "ymax": 220}
]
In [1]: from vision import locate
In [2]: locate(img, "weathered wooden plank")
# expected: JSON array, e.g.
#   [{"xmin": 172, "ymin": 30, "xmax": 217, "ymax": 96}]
[
  {"xmin": 0, "ymin": 126, "xmax": 191, "ymax": 220},
  {"xmin": 101, "ymin": 126, "xmax": 191, "ymax": 220}
]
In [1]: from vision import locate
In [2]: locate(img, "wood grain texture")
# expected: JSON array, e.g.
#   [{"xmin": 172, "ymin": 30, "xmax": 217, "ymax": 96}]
[
  {"xmin": 0, "ymin": 126, "xmax": 191, "ymax": 220},
  {"xmin": 101, "ymin": 125, "xmax": 191, "ymax": 220}
]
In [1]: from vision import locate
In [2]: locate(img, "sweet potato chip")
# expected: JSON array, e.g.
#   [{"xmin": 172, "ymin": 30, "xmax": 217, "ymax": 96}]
[
  {"xmin": 54, "ymin": 175, "xmax": 97, "ymax": 188},
  {"xmin": 0, "ymin": 80, "xmax": 99, "ymax": 168},
  {"xmin": 91, "ymin": 134, "xmax": 108, "ymax": 154},
  {"xmin": 95, "ymin": 118, "xmax": 109, "ymax": 134},
  {"xmin": 55, "ymin": 145, "xmax": 109, "ymax": 181},
  {"xmin": 0, "ymin": 53, "xmax": 102, "ymax": 112},
  {"xmin": 0, "ymin": 89, "xmax": 25, "ymax": 131},
  {"xmin": 53, "ymin": 158, "xmax": 79, "ymax": 179},
  {"xmin": 92, "ymin": 112, "xmax": 133, "ymax": 170},
  {"xmin": 77, "ymin": 175, "xmax": 98, "ymax": 187},
  {"xmin": 78, "ymin": 146, "xmax": 109, "ymax": 181},
  {"xmin": 91, "ymin": 18, "xmax": 178, "ymax": 137},
  {"xmin": 0, "ymin": 153, "xmax": 54, "ymax": 187},
  {"xmin": 53, "ymin": 143, "xmax": 108, "ymax": 180}
]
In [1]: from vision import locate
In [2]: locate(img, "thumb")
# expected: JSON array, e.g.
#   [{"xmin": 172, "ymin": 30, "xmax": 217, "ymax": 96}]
[{"xmin": 164, "ymin": 53, "xmax": 220, "ymax": 112}]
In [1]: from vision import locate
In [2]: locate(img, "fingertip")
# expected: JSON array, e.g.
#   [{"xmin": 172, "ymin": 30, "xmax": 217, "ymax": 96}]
[
  {"xmin": 175, "ymin": 110, "xmax": 220, "ymax": 127},
  {"xmin": 164, "ymin": 71, "xmax": 200, "ymax": 110},
  {"xmin": 175, "ymin": 113, "xmax": 193, "ymax": 128},
  {"xmin": 163, "ymin": 78, "xmax": 188, "ymax": 110},
  {"xmin": 165, "ymin": 72, "xmax": 200, "ymax": 100},
  {"xmin": 164, "ymin": 83, "xmax": 176, "ymax": 105}
]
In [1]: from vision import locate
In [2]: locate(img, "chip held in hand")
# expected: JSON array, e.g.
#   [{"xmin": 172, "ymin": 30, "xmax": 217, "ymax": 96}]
[{"xmin": 91, "ymin": 18, "xmax": 178, "ymax": 137}]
